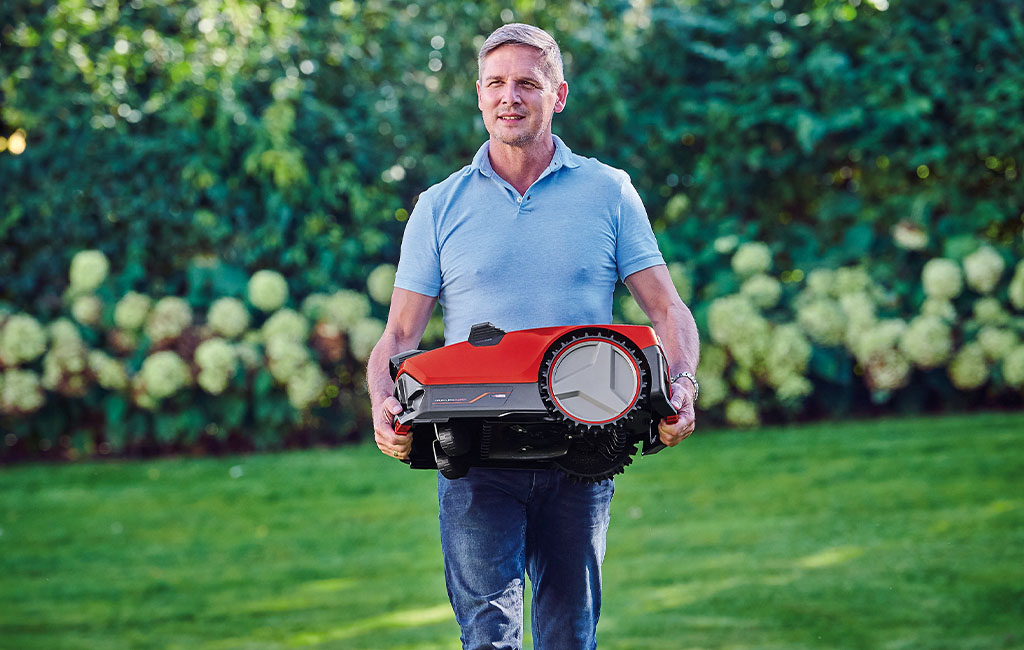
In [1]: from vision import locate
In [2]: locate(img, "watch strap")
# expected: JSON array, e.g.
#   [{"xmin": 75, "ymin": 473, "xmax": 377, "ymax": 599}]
[{"xmin": 670, "ymin": 371, "xmax": 699, "ymax": 404}]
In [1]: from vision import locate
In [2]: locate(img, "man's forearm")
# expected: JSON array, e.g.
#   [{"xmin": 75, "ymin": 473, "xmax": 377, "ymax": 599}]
[
  {"xmin": 366, "ymin": 331, "xmax": 405, "ymax": 407},
  {"xmin": 650, "ymin": 302, "xmax": 700, "ymax": 386}
]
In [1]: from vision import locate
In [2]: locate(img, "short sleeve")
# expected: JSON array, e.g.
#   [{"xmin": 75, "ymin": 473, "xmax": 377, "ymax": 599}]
[
  {"xmin": 615, "ymin": 178, "xmax": 665, "ymax": 280},
  {"xmin": 394, "ymin": 194, "xmax": 443, "ymax": 297}
]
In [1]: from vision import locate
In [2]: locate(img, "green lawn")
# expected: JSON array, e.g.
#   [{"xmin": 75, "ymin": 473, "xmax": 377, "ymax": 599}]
[{"xmin": 1, "ymin": 412, "xmax": 1022, "ymax": 649}]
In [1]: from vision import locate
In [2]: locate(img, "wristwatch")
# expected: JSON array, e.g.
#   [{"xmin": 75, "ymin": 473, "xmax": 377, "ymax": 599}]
[{"xmin": 670, "ymin": 371, "xmax": 699, "ymax": 404}]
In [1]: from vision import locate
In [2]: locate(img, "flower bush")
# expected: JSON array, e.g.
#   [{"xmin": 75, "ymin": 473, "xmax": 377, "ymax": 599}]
[{"xmin": 3, "ymin": 236, "xmax": 1024, "ymax": 460}]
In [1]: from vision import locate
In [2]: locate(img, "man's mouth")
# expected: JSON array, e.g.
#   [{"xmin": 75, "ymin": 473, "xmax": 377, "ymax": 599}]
[{"xmin": 499, "ymin": 114, "xmax": 525, "ymax": 121}]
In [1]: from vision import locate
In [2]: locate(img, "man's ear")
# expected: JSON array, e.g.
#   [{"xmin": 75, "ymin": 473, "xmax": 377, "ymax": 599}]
[
  {"xmin": 476, "ymin": 79, "xmax": 483, "ymax": 112},
  {"xmin": 553, "ymin": 81, "xmax": 568, "ymax": 114}
]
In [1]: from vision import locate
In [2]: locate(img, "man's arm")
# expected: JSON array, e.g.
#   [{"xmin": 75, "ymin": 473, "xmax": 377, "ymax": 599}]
[
  {"xmin": 366, "ymin": 287, "xmax": 438, "ymax": 460},
  {"xmin": 624, "ymin": 264, "xmax": 700, "ymax": 446}
]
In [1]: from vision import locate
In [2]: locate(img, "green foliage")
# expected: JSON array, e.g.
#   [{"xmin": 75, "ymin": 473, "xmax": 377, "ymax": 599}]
[{"xmin": 3, "ymin": 1, "xmax": 1024, "ymax": 451}]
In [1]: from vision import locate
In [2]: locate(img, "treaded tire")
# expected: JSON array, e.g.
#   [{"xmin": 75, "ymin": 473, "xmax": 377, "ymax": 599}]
[
  {"xmin": 433, "ymin": 439, "xmax": 469, "ymax": 480},
  {"xmin": 436, "ymin": 424, "xmax": 471, "ymax": 457},
  {"xmin": 538, "ymin": 327, "xmax": 651, "ymax": 483}
]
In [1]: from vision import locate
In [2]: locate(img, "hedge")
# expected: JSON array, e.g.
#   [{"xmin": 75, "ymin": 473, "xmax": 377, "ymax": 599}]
[{"xmin": 2, "ymin": 0, "xmax": 1023, "ymax": 457}]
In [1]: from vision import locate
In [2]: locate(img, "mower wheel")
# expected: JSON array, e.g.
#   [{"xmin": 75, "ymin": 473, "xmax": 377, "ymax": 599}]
[
  {"xmin": 433, "ymin": 439, "xmax": 470, "ymax": 480},
  {"xmin": 436, "ymin": 424, "xmax": 471, "ymax": 457}
]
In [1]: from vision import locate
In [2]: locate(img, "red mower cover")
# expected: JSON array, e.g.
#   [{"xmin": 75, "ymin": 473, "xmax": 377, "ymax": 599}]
[{"xmin": 390, "ymin": 323, "xmax": 677, "ymax": 483}]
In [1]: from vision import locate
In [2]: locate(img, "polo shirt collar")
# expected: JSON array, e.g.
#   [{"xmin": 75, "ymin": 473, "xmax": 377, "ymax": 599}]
[{"xmin": 468, "ymin": 134, "xmax": 581, "ymax": 178}]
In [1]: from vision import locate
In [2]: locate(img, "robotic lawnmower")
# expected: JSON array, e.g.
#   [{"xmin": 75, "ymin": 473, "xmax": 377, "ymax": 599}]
[{"xmin": 390, "ymin": 322, "xmax": 678, "ymax": 483}]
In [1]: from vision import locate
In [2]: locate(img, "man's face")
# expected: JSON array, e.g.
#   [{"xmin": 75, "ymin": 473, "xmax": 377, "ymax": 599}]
[{"xmin": 476, "ymin": 44, "xmax": 568, "ymax": 149}]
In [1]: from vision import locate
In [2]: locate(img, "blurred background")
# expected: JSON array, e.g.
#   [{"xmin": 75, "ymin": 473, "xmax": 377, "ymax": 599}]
[
  {"xmin": 1, "ymin": 2, "xmax": 1023, "ymax": 648},
  {"xmin": 2, "ymin": 0, "xmax": 1023, "ymax": 458}
]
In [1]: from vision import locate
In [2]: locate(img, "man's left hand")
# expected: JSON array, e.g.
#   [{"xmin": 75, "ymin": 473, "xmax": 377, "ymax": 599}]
[{"xmin": 658, "ymin": 380, "xmax": 696, "ymax": 446}]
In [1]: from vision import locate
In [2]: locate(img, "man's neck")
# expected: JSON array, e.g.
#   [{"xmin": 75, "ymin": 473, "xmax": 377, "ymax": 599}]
[{"xmin": 487, "ymin": 135, "xmax": 556, "ymax": 195}]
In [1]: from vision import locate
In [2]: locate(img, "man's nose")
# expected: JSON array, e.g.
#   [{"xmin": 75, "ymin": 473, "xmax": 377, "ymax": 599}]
[{"xmin": 501, "ymin": 83, "xmax": 520, "ymax": 105}]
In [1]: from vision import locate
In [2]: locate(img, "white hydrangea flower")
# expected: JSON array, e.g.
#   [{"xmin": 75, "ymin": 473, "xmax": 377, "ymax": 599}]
[
  {"xmin": 899, "ymin": 315, "xmax": 953, "ymax": 369},
  {"xmin": 131, "ymin": 375, "xmax": 159, "ymax": 411},
  {"xmin": 921, "ymin": 258, "xmax": 963, "ymax": 300},
  {"xmin": 850, "ymin": 319, "xmax": 907, "ymax": 363},
  {"xmin": 0, "ymin": 314, "xmax": 48, "ymax": 366},
  {"xmin": 348, "ymin": 318, "xmax": 386, "ymax": 362},
  {"xmin": 805, "ymin": 269, "xmax": 835, "ymax": 296},
  {"xmin": 321, "ymin": 290, "xmax": 371, "ymax": 331},
  {"xmin": 725, "ymin": 399, "xmax": 760, "ymax": 428},
  {"xmin": 797, "ymin": 298, "xmax": 846, "ymax": 346},
  {"xmin": 138, "ymin": 350, "xmax": 192, "ymax": 400},
  {"xmin": 774, "ymin": 374, "xmax": 813, "ymax": 402},
  {"xmin": 301, "ymin": 293, "xmax": 330, "ymax": 320},
  {"xmin": 976, "ymin": 327, "xmax": 1018, "ymax": 362},
  {"xmin": 286, "ymin": 362, "xmax": 328, "ymax": 410},
  {"xmin": 698, "ymin": 343, "xmax": 729, "ymax": 377},
  {"xmin": 766, "ymin": 324, "xmax": 812, "ymax": 387},
  {"xmin": 1009, "ymin": 261, "xmax": 1024, "ymax": 310},
  {"xmin": 696, "ymin": 373, "xmax": 728, "ymax": 408},
  {"xmin": 973, "ymin": 297, "xmax": 1009, "ymax": 326},
  {"xmin": 962, "ymin": 245, "xmax": 1005, "ymax": 294},
  {"xmin": 261, "ymin": 308, "xmax": 309, "ymax": 343},
  {"xmin": 707, "ymin": 296, "xmax": 772, "ymax": 369},
  {"xmin": 850, "ymin": 319, "xmax": 911, "ymax": 392},
  {"xmin": 88, "ymin": 351, "xmax": 127, "ymax": 391},
  {"xmin": 731, "ymin": 367, "xmax": 754, "ymax": 393},
  {"xmin": 840, "ymin": 293, "xmax": 877, "ymax": 351},
  {"xmin": 948, "ymin": 343, "xmax": 989, "ymax": 390},
  {"xmin": 740, "ymin": 274, "xmax": 782, "ymax": 309},
  {"xmin": 71, "ymin": 295, "xmax": 102, "ymax": 326},
  {"xmin": 266, "ymin": 336, "xmax": 309, "ymax": 383},
  {"xmin": 731, "ymin": 242, "xmax": 772, "ymax": 277},
  {"xmin": 207, "ymin": 297, "xmax": 250, "ymax": 339},
  {"xmin": 921, "ymin": 298, "xmax": 957, "ymax": 322},
  {"xmin": 41, "ymin": 333, "xmax": 90, "ymax": 397},
  {"xmin": 113, "ymin": 292, "xmax": 152, "ymax": 331},
  {"xmin": 892, "ymin": 221, "xmax": 928, "ymax": 250},
  {"xmin": 833, "ymin": 267, "xmax": 873, "ymax": 297},
  {"xmin": 69, "ymin": 250, "xmax": 110, "ymax": 293},
  {"xmin": 0, "ymin": 369, "xmax": 46, "ymax": 415},
  {"xmin": 866, "ymin": 349, "xmax": 912, "ymax": 393},
  {"xmin": 193, "ymin": 335, "xmax": 237, "ymax": 376},
  {"xmin": 248, "ymin": 270, "xmax": 289, "ymax": 312},
  {"xmin": 367, "ymin": 264, "xmax": 397, "ymax": 305},
  {"xmin": 145, "ymin": 297, "xmax": 193, "ymax": 343},
  {"xmin": 48, "ymin": 318, "xmax": 83, "ymax": 346},
  {"xmin": 1002, "ymin": 345, "xmax": 1024, "ymax": 389},
  {"xmin": 713, "ymin": 235, "xmax": 739, "ymax": 254}
]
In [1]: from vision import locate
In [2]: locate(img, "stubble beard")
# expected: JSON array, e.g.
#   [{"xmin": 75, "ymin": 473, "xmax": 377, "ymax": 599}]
[{"xmin": 491, "ymin": 113, "xmax": 548, "ymax": 149}]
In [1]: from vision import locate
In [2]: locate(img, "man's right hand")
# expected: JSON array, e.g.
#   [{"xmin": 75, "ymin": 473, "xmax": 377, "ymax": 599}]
[{"xmin": 373, "ymin": 395, "xmax": 412, "ymax": 460}]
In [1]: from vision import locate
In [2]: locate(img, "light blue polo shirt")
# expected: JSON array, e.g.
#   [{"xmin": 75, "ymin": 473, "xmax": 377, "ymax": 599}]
[{"xmin": 395, "ymin": 135, "xmax": 665, "ymax": 345}]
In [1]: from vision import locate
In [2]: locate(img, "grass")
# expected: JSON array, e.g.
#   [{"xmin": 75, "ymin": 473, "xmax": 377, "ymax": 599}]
[{"xmin": 1, "ymin": 412, "xmax": 1022, "ymax": 649}]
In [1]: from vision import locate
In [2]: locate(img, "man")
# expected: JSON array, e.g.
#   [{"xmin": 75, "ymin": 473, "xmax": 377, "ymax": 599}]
[{"xmin": 366, "ymin": 23, "xmax": 699, "ymax": 650}]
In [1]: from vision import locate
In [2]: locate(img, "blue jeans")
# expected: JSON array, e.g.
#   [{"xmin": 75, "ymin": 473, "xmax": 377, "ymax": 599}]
[{"xmin": 438, "ymin": 467, "xmax": 615, "ymax": 650}]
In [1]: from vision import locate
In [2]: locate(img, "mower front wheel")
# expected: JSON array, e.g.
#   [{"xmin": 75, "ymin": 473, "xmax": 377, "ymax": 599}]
[
  {"xmin": 436, "ymin": 424, "xmax": 472, "ymax": 457},
  {"xmin": 433, "ymin": 439, "xmax": 470, "ymax": 480}
]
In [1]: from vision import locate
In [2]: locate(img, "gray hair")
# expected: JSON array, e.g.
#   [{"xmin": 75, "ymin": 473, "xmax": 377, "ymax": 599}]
[{"xmin": 477, "ymin": 23, "xmax": 564, "ymax": 88}]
